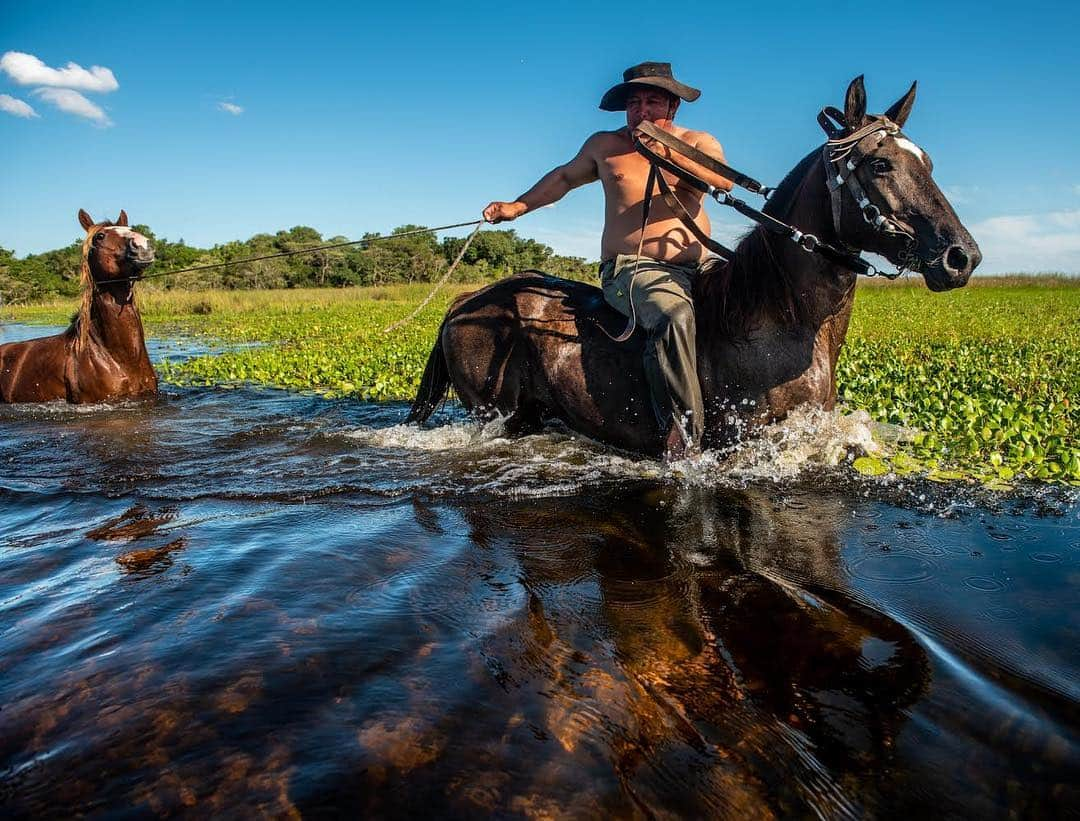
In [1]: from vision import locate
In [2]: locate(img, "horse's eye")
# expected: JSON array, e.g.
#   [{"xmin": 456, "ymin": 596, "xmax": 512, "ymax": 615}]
[{"xmin": 871, "ymin": 158, "xmax": 892, "ymax": 174}]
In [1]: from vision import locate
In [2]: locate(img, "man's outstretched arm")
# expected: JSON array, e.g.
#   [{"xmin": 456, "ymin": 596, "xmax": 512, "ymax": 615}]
[{"xmin": 483, "ymin": 136, "xmax": 601, "ymax": 223}]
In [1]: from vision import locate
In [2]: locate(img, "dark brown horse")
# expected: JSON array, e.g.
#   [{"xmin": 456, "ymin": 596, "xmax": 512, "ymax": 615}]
[
  {"xmin": 0, "ymin": 209, "xmax": 157, "ymax": 403},
  {"xmin": 409, "ymin": 78, "xmax": 981, "ymax": 457}
]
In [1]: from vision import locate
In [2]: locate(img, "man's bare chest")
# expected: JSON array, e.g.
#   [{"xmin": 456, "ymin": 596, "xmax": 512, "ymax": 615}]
[
  {"xmin": 597, "ymin": 150, "xmax": 704, "ymax": 215},
  {"xmin": 598, "ymin": 152, "xmax": 652, "ymax": 195}
]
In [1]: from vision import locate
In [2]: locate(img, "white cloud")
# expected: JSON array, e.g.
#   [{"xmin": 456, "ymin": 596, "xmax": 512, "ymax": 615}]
[
  {"xmin": 0, "ymin": 50, "xmax": 118, "ymax": 92},
  {"xmin": 218, "ymin": 101, "xmax": 244, "ymax": 115},
  {"xmin": 0, "ymin": 93, "xmax": 37, "ymax": 118},
  {"xmin": 32, "ymin": 88, "xmax": 111, "ymax": 126},
  {"xmin": 970, "ymin": 209, "xmax": 1080, "ymax": 274}
]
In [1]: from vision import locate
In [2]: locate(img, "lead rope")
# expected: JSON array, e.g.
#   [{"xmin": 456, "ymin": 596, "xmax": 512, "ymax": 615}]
[
  {"xmin": 381, "ymin": 221, "xmax": 483, "ymax": 333},
  {"xmin": 92, "ymin": 220, "xmax": 486, "ymax": 287},
  {"xmin": 595, "ymin": 164, "xmax": 658, "ymax": 343}
]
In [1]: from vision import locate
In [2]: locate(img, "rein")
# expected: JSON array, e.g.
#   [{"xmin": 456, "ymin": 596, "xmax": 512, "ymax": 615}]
[
  {"xmin": 632, "ymin": 118, "xmax": 909, "ymax": 280},
  {"xmin": 601, "ymin": 116, "xmax": 912, "ymax": 344}
]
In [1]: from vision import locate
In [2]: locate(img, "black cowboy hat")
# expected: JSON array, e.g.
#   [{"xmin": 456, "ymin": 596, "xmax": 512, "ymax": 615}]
[{"xmin": 599, "ymin": 62, "xmax": 701, "ymax": 112}]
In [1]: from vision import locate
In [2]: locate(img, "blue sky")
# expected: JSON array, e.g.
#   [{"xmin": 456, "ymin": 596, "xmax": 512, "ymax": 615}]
[{"xmin": 2, "ymin": 0, "xmax": 1078, "ymax": 273}]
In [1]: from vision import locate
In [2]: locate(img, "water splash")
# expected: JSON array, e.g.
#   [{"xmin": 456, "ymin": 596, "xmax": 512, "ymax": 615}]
[
  {"xmin": 348, "ymin": 405, "xmax": 886, "ymax": 497},
  {"xmin": 675, "ymin": 406, "xmax": 882, "ymax": 484},
  {"xmin": 349, "ymin": 415, "xmax": 516, "ymax": 451}
]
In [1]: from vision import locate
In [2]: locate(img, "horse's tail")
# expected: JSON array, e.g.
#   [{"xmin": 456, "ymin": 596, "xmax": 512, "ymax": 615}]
[{"xmin": 406, "ymin": 324, "xmax": 451, "ymax": 424}]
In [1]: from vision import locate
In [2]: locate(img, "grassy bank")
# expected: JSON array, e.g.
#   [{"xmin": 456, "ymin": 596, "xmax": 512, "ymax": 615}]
[{"xmin": 4, "ymin": 276, "xmax": 1078, "ymax": 484}]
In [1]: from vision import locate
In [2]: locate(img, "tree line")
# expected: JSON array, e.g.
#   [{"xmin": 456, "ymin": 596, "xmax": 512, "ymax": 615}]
[{"xmin": 0, "ymin": 225, "xmax": 598, "ymax": 302}]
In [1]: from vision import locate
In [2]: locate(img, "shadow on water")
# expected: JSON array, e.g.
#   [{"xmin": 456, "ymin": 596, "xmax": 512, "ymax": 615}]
[{"xmin": 0, "ymin": 326, "xmax": 1077, "ymax": 817}]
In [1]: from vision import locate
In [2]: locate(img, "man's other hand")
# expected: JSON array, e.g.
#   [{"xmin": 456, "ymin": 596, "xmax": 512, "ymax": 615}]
[{"xmin": 483, "ymin": 201, "xmax": 528, "ymax": 223}]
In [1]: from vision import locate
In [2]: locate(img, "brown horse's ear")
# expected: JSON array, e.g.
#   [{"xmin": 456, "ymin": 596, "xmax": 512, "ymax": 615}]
[
  {"xmin": 116, "ymin": 210, "xmax": 129, "ymax": 226},
  {"xmin": 844, "ymin": 75, "xmax": 867, "ymax": 129},
  {"xmin": 78, "ymin": 209, "xmax": 95, "ymax": 231},
  {"xmin": 884, "ymin": 81, "xmax": 917, "ymax": 129}
]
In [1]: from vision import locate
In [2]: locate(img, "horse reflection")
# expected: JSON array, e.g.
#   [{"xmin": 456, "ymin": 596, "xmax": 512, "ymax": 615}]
[{"xmin": 440, "ymin": 484, "xmax": 929, "ymax": 816}]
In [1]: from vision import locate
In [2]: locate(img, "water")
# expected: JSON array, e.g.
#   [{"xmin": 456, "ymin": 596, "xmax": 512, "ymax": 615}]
[{"xmin": 1, "ymin": 324, "xmax": 1077, "ymax": 818}]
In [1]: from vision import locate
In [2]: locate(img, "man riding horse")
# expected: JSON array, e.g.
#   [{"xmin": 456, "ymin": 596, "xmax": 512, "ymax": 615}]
[
  {"xmin": 483, "ymin": 62, "xmax": 732, "ymax": 460},
  {"xmin": 414, "ymin": 74, "xmax": 980, "ymax": 461}
]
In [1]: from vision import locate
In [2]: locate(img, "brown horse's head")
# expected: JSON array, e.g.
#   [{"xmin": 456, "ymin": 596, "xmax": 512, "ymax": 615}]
[
  {"xmin": 828, "ymin": 77, "xmax": 980, "ymax": 291},
  {"xmin": 75, "ymin": 209, "xmax": 155, "ymax": 349},
  {"xmin": 78, "ymin": 208, "xmax": 155, "ymax": 285}
]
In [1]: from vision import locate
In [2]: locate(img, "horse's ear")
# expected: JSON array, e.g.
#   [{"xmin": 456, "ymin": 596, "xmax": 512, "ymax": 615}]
[
  {"xmin": 116, "ymin": 210, "xmax": 128, "ymax": 226},
  {"xmin": 844, "ymin": 75, "xmax": 867, "ymax": 129},
  {"xmin": 78, "ymin": 209, "xmax": 95, "ymax": 231},
  {"xmin": 884, "ymin": 81, "xmax": 917, "ymax": 128}
]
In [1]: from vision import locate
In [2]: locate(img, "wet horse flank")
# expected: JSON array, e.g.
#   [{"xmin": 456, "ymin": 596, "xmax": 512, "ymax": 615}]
[
  {"xmin": 0, "ymin": 209, "xmax": 158, "ymax": 403},
  {"xmin": 409, "ymin": 77, "xmax": 981, "ymax": 457}
]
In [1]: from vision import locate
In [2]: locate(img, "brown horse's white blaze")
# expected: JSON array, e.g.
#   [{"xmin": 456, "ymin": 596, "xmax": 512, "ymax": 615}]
[
  {"xmin": 0, "ymin": 209, "xmax": 158, "ymax": 403},
  {"xmin": 409, "ymin": 77, "xmax": 981, "ymax": 457}
]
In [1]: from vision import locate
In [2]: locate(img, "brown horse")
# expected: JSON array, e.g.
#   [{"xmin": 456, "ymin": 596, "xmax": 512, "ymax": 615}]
[
  {"xmin": 0, "ymin": 209, "xmax": 158, "ymax": 403},
  {"xmin": 409, "ymin": 77, "xmax": 981, "ymax": 457}
]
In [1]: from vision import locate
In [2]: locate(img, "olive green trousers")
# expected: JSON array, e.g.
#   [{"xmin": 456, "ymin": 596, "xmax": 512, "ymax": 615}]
[{"xmin": 599, "ymin": 254, "xmax": 704, "ymax": 447}]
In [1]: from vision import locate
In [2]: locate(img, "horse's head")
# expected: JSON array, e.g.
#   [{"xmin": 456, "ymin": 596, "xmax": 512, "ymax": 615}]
[
  {"xmin": 78, "ymin": 208, "xmax": 155, "ymax": 286},
  {"xmin": 824, "ymin": 77, "xmax": 980, "ymax": 290}
]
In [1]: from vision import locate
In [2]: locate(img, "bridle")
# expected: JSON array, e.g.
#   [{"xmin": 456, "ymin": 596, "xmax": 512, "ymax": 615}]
[
  {"xmin": 818, "ymin": 106, "xmax": 917, "ymax": 272},
  {"xmin": 83, "ymin": 225, "xmax": 143, "ymax": 304}
]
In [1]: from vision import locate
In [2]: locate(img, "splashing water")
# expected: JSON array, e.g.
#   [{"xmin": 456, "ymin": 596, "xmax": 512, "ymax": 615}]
[{"xmin": 351, "ymin": 405, "xmax": 888, "ymax": 494}]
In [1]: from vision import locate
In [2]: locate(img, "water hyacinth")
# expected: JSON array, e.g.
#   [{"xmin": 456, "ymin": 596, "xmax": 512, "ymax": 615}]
[{"xmin": 839, "ymin": 278, "xmax": 1078, "ymax": 484}]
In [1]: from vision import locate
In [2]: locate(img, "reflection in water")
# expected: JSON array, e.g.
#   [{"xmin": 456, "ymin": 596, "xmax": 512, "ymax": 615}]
[
  {"xmin": 449, "ymin": 486, "xmax": 933, "ymax": 817},
  {"xmin": 85, "ymin": 504, "xmax": 189, "ymax": 575},
  {"xmin": 0, "ymin": 346, "xmax": 1076, "ymax": 817}
]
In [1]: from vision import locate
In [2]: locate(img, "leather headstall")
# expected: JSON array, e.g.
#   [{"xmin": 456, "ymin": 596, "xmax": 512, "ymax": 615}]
[{"xmin": 819, "ymin": 109, "xmax": 916, "ymax": 263}]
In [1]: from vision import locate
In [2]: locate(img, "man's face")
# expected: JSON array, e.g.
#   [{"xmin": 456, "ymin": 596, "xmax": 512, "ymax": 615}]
[{"xmin": 625, "ymin": 87, "xmax": 678, "ymax": 130}]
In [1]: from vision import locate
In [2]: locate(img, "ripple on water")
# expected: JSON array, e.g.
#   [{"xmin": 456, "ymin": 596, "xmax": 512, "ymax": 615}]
[
  {"xmin": 980, "ymin": 605, "xmax": 1022, "ymax": 622},
  {"xmin": 911, "ymin": 541, "xmax": 947, "ymax": 558},
  {"xmin": 923, "ymin": 532, "xmax": 976, "ymax": 556},
  {"xmin": 963, "ymin": 576, "xmax": 1007, "ymax": 593},
  {"xmin": 847, "ymin": 554, "xmax": 936, "ymax": 585},
  {"xmin": 1029, "ymin": 552, "xmax": 1063, "ymax": 564}
]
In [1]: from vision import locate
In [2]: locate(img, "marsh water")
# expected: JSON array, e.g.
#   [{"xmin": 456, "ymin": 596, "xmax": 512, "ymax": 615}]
[{"xmin": 1, "ymin": 324, "xmax": 1077, "ymax": 819}]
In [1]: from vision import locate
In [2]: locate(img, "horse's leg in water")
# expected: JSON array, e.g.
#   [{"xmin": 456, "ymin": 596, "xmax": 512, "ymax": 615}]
[{"xmin": 444, "ymin": 318, "xmax": 546, "ymax": 436}]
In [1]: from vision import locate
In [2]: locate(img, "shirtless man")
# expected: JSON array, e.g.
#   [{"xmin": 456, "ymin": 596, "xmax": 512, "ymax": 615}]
[{"xmin": 483, "ymin": 62, "xmax": 732, "ymax": 459}]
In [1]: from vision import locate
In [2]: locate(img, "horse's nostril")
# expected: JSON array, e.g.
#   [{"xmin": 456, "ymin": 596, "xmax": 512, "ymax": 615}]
[{"xmin": 945, "ymin": 245, "xmax": 970, "ymax": 273}]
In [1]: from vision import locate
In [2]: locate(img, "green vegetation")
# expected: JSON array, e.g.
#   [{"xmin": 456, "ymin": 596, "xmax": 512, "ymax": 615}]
[
  {"xmin": 839, "ymin": 277, "xmax": 1079, "ymax": 484},
  {"xmin": 0, "ymin": 225, "xmax": 595, "ymax": 302},
  {"xmin": 3, "ymin": 276, "xmax": 1077, "ymax": 485}
]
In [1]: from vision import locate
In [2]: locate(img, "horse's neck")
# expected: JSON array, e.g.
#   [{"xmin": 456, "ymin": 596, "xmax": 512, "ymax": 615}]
[
  {"xmin": 87, "ymin": 288, "xmax": 148, "ymax": 362},
  {"xmin": 721, "ymin": 152, "xmax": 857, "ymax": 334},
  {"xmin": 765, "ymin": 155, "xmax": 856, "ymax": 324}
]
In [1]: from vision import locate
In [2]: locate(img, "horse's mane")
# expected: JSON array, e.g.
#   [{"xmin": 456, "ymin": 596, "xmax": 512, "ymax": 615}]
[
  {"xmin": 73, "ymin": 222, "xmax": 111, "ymax": 352},
  {"xmin": 695, "ymin": 146, "xmax": 825, "ymax": 337}
]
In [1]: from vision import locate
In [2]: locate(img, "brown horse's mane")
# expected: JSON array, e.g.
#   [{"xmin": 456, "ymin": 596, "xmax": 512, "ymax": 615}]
[
  {"xmin": 696, "ymin": 146, "xmax": 825, "ymax": 337},
  {"xmin": 73, "ymin": 222, "xmax": 113, "ymax": 352}
]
